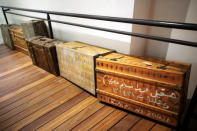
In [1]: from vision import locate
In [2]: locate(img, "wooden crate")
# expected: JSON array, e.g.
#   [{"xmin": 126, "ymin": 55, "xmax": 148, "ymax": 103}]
[
  {"xmin": 56, "ymin": 41, "xmax": 114, "ymax": 95},
  {"xmin": 9, "ymin": 25, "xmax": 28, "ymax": 55},
  {"xmin": 21, "ymin": 20, "xmax": 49, "ymax": 39},
  {"xmin": 96, "ymin": 53, "xmax": 191, "ymax": 126},
  {"xmin": 1, "ymin": 24, "xmax": 14, "ymax": 49},
  {"xmin": 26, "ymin": 36, "xmax": 62, "ymax": 76}
]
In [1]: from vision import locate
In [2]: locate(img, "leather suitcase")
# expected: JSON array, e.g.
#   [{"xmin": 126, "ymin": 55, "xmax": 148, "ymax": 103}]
[
  {"xmin": 26, "ymin": 36, "xmax": 62, "ymax": 75},
  {"xmin": 21, "ymin": 20, "xmax": 49, "ymax": 39},
  {"xmin": 96, "ymin": 53, "xmax": 191, "ymax": 126},
  {"xmin": 9, "ymin": 25, "xmax": 28, "ymax": 55},
  {"xmin": 56, "ymin": 41, "xmax": 115, "ymax": 95},
  {"xmin": 1, "ymin": 24, "xmax": 14, "ymax": 49}
]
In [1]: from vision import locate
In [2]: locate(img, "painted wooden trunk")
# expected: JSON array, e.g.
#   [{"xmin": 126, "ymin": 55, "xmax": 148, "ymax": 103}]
[
  {"xmin": 56, "ymin": 41, "xmax": 114, "ymax": 95},
  {"xmin": 26, "ymin": 36, "xmax": 62, "ymax": 75},
  {"xmin": 9, "ymin": 25, "xmax": 28, "ymax": 55},
  {"xmin": 96, "ymin": 53, "xmax": 191, "ymax": 127},
  {"xmin": 21, "ymin": 20, "xmax": 49, "ymax": 39},
  {"xmin": 1, "ymin": 24, "xmax": 14, "ymax": 49}
]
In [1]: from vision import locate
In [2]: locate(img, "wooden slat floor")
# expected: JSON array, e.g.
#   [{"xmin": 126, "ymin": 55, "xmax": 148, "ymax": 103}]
[{"xmin": 0, "ymin": 45, "xmax": 173, "ymax": 131}]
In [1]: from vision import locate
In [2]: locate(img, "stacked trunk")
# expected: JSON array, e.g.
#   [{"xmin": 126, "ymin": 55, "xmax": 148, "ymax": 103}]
[
  {"xmin": 1, "ymin": 24, "xmax": 15, "ymax": 49},
  {"xmin": 9, "ymin": 25, "xmax": 28, "ymax": 55},
  {"xmin": 1, "ymin": 20, "xmax": 49, "ymax": 55},
  {"xmin": 26, "ymin": 36, "xmax": 62, "ymax": 76},
  {"xmin": 56, "ymin": 41, "xmax": 114, "ymax": 95},
  {"xmin": 96, "ymin": 53, "xmax": 191, "ymax": 127},
  {"xmin": 21, "ymin": 20, "xmax": 49, "ymax": 39}
]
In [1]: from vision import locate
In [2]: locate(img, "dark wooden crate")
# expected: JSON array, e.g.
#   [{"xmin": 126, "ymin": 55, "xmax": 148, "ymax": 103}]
[{"xmin": 26, "ymin": 36, "xmax": 62, "ymax": 76}]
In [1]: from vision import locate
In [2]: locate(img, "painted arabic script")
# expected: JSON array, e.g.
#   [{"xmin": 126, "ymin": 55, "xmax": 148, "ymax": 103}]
[{"xmin": 102, "ymin": 75, "xmax": 179, "ymax": 110}]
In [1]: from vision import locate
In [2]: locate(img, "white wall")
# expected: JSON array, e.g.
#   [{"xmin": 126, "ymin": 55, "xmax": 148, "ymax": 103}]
[
  {"xmin": 0, "ymin": 30, "xmax": 3, "ymax": 44},
  {"xmin": 0, "ymin": 0, "xmax": 134, "ymax": 54},
  {"xmin": 145, "ymin": 0, "xmax": 190, "ymax": 59},
  {"xmin": 130, "ymin": 0, "xmax": 152, "ymax": 56},
  {"xmin": 166, "ymin": 0, "xmax": 197, "ymax": 98}
]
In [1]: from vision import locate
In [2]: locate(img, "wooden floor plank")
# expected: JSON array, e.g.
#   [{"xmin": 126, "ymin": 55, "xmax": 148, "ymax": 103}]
[
  {"xmin": 20, "ymin": 92, "xmax": 90, "ymax": 131},
  {"xmin": 4, "ymin": 85, "xmax": 83, "ymax": 131},
  {"xmin": 0, "ymin": 65, "xmax": 36, "ymax": 86},
  {"xmin": 0, "ymin": 81, "xmax": 72, "ymax": 130},
  {"xmin": 90, "ymin": 110, "xmax": 127, "ymax": 131},
  {"xmin": 0, "ymin": 78, "xmax": 69, "ymax": 123},
  {"xmin": 0, "ymin": 54, "xmax": 30, "ymax": 73},
  {"xmin": 0, "ymin": 74, "xmax": 54, "ymax": 104},
  {"xmin": 0, "ymin": 63, "xmax": 33, "ymax": 80},
  {"xmin": 0, "ymin": 69, "xmax": 48, "ymax": 97},
  {"xmin": 0, "ymin": 50, "xmax": 17, "ymax": 58},
  {"xmin": 71, "ymin": 106, "xmax": 115, "ymax": 131},
  {"xmin": 0, "ymin": 76, "xmax": 57, "ymax": 109},
  {"xmin": 37, "ymin": 96, "xmax": 97, "ymax": 131},
  {"xmin": 0, "ymin": 52, "xmax": 23, "ymax": 63},
  {"xmin": 151, "ymin": 124, "xmax": 171, "ymax": 131},
  {"xmin": 54, "ymin": 100, "xmax": 104, "ymax": 131},
  {"xmin": 129, "ymin": 119, "xmax": 156, "ymax": 131},
  {"xmin": 0, "ymin": 66, "xmax": 44, "ymax": 90},
  {"xmin": 109, "ymin": 114, "xmax": 141, "ymax": 131},
  {"xmin": 0, "ymin": 77, "xmax": 65, "ymax": 116},
  {"xmin": 0, "ymin": 53, "xmax": 28, "ymax": 68},
  {"xmin": 0, "ymin": 61, "xmax": 32, "ymax": 78}
]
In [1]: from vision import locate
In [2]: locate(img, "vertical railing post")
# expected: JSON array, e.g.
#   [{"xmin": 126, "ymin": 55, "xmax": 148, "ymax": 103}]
[
  {"xmin": 47, "ymin": 13, "xmax": 54, "ymax": 39},
  {"xmin": 2, "ymin": 8, "xmax": 9, "ymax": 24}
]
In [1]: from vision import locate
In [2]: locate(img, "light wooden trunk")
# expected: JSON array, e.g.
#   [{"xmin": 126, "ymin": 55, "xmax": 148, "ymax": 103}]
[
  {"xmin": 96, "ymin": 53, "xmax": 191, "ymax": 127},
  {"xmin": 56, "ymin": 41, "xmax": 114, "ymax": 95},
  {"xmin": 9, "ymin": 25, "xmax": 28, "ymax": 55}
]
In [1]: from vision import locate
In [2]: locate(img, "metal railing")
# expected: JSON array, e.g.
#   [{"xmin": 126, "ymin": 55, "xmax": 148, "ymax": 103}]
[{"xmin": 1, "ymin": 5, "xmax": 197, "ymax": 47}]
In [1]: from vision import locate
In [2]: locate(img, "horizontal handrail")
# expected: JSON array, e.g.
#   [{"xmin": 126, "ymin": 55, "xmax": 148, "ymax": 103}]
[
  {"xmin": 2, "ymin": 5, "xmax": 197, "ymax": 31},
  {"xmin": 1, "ymin": 5, "xmax": 197, "ymax": 48},
  {"xmin": 6, "ymin": 11, "xmax": 197, "ymax": 47}
]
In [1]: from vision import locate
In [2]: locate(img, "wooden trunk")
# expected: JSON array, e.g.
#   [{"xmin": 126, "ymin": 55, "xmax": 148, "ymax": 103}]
[
  {"xmin": 56, "ymin": 41, "xmax": 114, "ymax": 95},
  {"xmin": 26, "ymin": 36, "xmax": 62, "ymax": 75},
  {"xmin": 1, "ymin": 24, "xmax": 14, "ymax": 49},
  {"xmin": 96, "ymin": 53, "xmax": 191, "ymax": 127},
  {"xmin": 21, "ymin": 20, "xmax": 49, "ymax": 39},
  {"xmin": 9, "ymin": 25, "xmax": 28, "ymax": 55}
]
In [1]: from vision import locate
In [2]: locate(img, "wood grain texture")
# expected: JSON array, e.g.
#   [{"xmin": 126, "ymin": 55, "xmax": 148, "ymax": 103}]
[
  {"xmin": 109, "ymin": 114, "xmax": 141, "ymax": 131},
  {"xmin": 56, "ymin": 41, "xmax": 114, "ymax": 95},
  {"xmin": 4, "ymin": 85, "xmax": 82, "ymax": 131},
  {"xmin": 0, "ymin": 78, "xmax": 68, "ymax": 125},
  {"xmin": 20, "ymin": 92, "xmax": 90, "ymax": 131},
  {"xmin": 0, "ymin": 61, "xmax": 32, "ymax": 78},
  {"xmin": 54, "ymin": 100, "xmax": 104, "ymax": 131},
  {"xmin": 90, "ymin": 110, "xmax": 127, "ymax": 131},
  {"xmin": 72, "ymin": 106, "xmax": 115, "ymax": 131},
  {"xmin": 37, "ymin": 96, "xmax": 97, "ymax": 131},
  {"xmin": 0, "ymin": 45, "xmax": 173, "ymax": 131},
  {"xmin": 151, "ymin": 124, "xmax": 171, "ymax": 131},
  {"xmin": 9, "ymin": 25, "xmax": 28, "ymax": 54},
  {"xmin": 0, "ymin": 74, "xmax": 53, "ymax": 103},
  {"xmin": 129, "ymin": 119, "xmax": 155, "ymax": 131}
]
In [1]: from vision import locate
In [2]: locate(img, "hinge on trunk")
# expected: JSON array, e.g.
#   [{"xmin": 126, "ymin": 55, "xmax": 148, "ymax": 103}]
[
  {"xmin": 175, "ymin": 85, "xmax": 181, "ymax": 90},
  {"xmin": 110, "ymin": 56, "xmax": 124, "ymax": 61},
  {"xmin": 157, "ymin": 63, "xmax": 169, "ymax": 70},
  {"xmin": 72, "ymin": 46, "xmax": 86, "ymax": 50}
]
